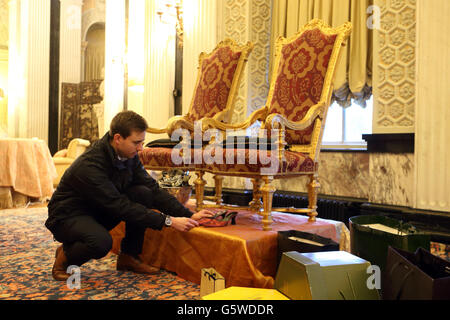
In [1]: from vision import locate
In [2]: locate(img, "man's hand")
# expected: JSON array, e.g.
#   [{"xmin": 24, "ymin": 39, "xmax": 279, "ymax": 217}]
[
  {"xmin": 171, "ymin": 217, "xmax": 199, "ymax": 232},
  {"xmin": 191, "ymin": 209, "xmax": 215, "ymax": 221}
]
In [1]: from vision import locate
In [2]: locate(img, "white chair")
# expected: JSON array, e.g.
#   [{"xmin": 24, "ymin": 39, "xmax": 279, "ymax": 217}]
[{"xmin": 53, "ymin": 138, "xmax": 90, "ymax": 187}]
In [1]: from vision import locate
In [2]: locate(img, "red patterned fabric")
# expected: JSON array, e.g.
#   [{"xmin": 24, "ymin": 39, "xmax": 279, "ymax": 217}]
[
  {"xmin": 187, "ymin": 46, "xmax": 242, "ymax": 122},
  {"xmin": 269, "ymin": 28, "xmax": 337, "ymax": 145},
  {"xmin": 139, "ymin": 146, "xmax": 316, "ymax": 175},
  {"xmin": 201, "ymin": 148, "xmax": 315, "ymax": 175},
  {"xmin": 139, "ymin": 147, "xmax": 196, "ymax": 170}
]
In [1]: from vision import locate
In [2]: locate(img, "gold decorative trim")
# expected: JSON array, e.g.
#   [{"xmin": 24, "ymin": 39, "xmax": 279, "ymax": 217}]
[
  {"xmin": 199, "ymin": 168, "xmax": 314, "ymax": 178},
  {"xmin": 146, "ymin": 38, "xmax": 254, "ymax": 136},
  {"xmin": 201, "ymin": 20, "xmax": 352, "ymax": 161},
  {"xmin": 195, "ymin": 20, "xmax": 352, "ymax": 229},
  {"xmin": 201, "ymin": 106, "xmax": 267, "ymax": 131},
  {"xmin": 373, "ymin": 0, "xmax": 416, "ymax": 133},
  {"xmin": 266, "ymin": 19, "xmax": 352, "ymax": 161}
]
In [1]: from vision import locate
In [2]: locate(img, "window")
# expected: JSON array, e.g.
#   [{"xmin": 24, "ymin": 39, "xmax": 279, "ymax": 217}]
[{"xmin": 322, "ymin": 96, "xmax": 373, "ymax": 149}]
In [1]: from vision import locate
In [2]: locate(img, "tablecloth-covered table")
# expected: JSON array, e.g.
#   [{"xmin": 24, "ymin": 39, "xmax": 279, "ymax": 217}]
[
  {"xmin": 110, "ymin": 200, "xmax": 350, "ymax": 288},
  {"xmin": 0, "ymin": 138, "xmax": 57, "ymax": 208}
]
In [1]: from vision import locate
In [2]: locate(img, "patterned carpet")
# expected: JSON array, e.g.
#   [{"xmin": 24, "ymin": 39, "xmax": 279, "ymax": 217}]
[
  {"xmin": 0, "ymin": 206, "xmax": 200, "ymax": 300},
  {"xmin": 1, "ymin": 205, "xmax": 448, "ymax": 301}
]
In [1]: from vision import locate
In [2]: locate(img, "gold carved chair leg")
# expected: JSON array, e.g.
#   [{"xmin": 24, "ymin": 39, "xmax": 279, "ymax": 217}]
[
  {"xmin": 307, "ymin": 172, "xmax": 320, "ymax": 222},
  {"xmin": 213, "ymin": 175, "xmax": 224, "ymax": 205},
  {"xmin": 260, "ymin": 176, "xmax": 276, "ymax": 231},
  {"xmin": 249, "ymin": 178, "xmax": 263, "ymax": 212},
  {"xmin": 195, "ymin": 170, "xmax": 206, "ymax": 210}
]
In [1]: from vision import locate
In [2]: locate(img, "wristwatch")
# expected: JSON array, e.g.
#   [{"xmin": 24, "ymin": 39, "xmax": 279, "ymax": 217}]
[{"xmin": 164, "ymin": 215, "xmax": 172, "ymax": 227}]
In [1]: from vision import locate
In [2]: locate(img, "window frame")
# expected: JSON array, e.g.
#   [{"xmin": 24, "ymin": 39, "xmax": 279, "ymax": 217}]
[{"xmin": 321, "ymin": 98, "xmax": 373, "ymax": 151}]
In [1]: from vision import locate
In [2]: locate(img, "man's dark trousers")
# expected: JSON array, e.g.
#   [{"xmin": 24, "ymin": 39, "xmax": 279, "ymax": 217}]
[{"xmin": 49, "ymin": 185, "xmax": 156, "ymax": 267}]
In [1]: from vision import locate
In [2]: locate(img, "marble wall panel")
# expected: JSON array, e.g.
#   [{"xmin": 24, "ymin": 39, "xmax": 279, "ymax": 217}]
[
  {"xmin": 369, "ymin": 153, "xmax": 414, "ymax": 207},
  {"xmin": 272, "ymin": 152, "xmax": 370, "ymax": 199},
  {"xmin": 199, "ymin": 152, "xmax": 370, "ymax": 199},
  {"xmin": 316, "ymin": 152, "xmax": 370, "ymax": 198},
  {"xmin": 190, "ymin": 151, "xmax": 414, "ymax": 208},
  {"xmin": 202, "ymin": 172, "xmax": 247, "ymax": 190}
]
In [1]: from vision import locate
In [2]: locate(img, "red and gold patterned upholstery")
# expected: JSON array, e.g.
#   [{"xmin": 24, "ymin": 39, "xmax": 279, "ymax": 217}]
[
  {"xmin": 139, "ymin": 147, "xmax": 196, "ymax": 171},
  {"xmin": 141, "ymin": 39, "xmax": 254, "ymax": 171},
  {"xmin": 186, "ymin": 45, "xmax": 243, "ymax": 122},
  {"xmin": 268, "ymin": 29, "xmax": 337, "ymax": 145},
  {"xmin": 193, "ymin": 20, "xmax": 352, "ymax": 231},
  {"xmin": 201, "ymin": 149, "xmax": 316, "ymax": 175}
]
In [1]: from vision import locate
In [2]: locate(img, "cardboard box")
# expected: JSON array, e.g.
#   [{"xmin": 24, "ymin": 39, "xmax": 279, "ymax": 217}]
[{"xmin": 275, "ymin": 251, "xmax": 380, "ymax": 300}]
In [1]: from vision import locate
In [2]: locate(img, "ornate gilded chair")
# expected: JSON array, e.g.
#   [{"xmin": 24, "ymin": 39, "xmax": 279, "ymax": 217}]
[
  {"xmin": 195, "ymin": 20, "xmax": 352, "ymax": 230},
  {"xmin": 139, "ymin": 39, "xmax": 254, "ymax": 200}
]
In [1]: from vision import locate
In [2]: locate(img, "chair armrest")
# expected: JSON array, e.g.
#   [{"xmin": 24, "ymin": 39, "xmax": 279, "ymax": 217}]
[
  {"xmin": 201, "ymin": 107, "xmax": 268, "ymax": 131},
  {"xmin": 146, "ymin": 126, "xmax": 168, "ymax": 134},
  {"xmin": 53, "ymin": 149, "xmax": 68, "ymax": 158},
  {"xmin": 265, "ymin": 101, "xmax": 325, "ymax": 131},
  {"xmin": 69, "ymin": 138, "xmax": 90, "ymax": 148},
  {"xmin": 147, "ymin": 115, "xmax": 196, "ymax": 135},
  {"xmin": 166, "ymin": 115, "xmax": 195, "ymax": 136},
  {"xmin": 66, "ymin": 138, "xmax": 91, "ymax": 158},
  {"xmin": 53, "ymin": 157, "xmax": 75, "ymax": 165}
]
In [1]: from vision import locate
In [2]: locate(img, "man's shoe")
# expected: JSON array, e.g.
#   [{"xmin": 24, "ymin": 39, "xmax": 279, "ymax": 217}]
[
  {"xmin": 52, "ymin": 245, "xmax": 70, "ymax": 281},
  {"xmin": 116, "ymin": 253, "xmax": 160, "ymax": 275}
]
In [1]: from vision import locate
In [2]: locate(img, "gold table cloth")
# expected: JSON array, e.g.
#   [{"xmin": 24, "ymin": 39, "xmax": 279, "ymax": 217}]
[
  {"xmin": 110, "ymin": 201, "xmax": 349, "ymax": 289},
  {"xmin": 0, "ymin": 138, "xmax": 56, "ymax": 208}
]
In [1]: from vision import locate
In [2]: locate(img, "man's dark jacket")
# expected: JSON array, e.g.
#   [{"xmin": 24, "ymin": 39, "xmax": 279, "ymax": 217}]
[{"xmin": 45, "ymin": 133, "xmax": 193, "ymax": 231}]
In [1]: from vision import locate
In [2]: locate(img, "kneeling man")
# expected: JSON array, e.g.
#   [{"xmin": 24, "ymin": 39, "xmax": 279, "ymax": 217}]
[{"xmin": 45, "ymin": 111, "xmax": 213, "ymax": 280}]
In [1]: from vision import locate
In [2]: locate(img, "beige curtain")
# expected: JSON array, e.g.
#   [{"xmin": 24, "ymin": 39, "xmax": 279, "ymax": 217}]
[{"xmin": 271, "ymin": 0, "xmax": 373, "ymax": 107}]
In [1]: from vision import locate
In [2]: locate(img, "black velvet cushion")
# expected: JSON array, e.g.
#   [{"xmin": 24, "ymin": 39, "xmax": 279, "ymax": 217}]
[
  {"xmin": 219, "ymin": 136, "xmax": 289, "ymax": 150},
  {"xmin": 145, "ymin": 137, "xmax": 289, "ymax": 150},
  {"xmin": 145, "ymin": 139, "xmax": 180, "ymax": 148},
  {"xmin": 145, "ymin": 138, "xmax": 206, "ymax": 149}
]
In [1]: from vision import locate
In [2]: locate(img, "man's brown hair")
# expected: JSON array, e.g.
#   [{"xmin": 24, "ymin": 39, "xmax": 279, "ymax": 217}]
[{"xmin": 109, "ymin": 111, "xmax": 148, "ymax": 138}]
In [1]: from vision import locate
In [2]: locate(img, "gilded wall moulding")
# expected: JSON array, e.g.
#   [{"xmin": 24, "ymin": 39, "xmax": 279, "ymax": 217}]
[
  {"xmin": 218, "ymin": 0, "xmax": 271, "ymax": 124},
  {"xmin": 373, "ymin": 0, "xmax": 416, "ymax": 133},
  {"xmin": 247, "ymin": 0, "xmax": 271, "ymax": 119},
  {"xmin": 218, "ymin": 0, "xmax": 248, "ymax": 124}
]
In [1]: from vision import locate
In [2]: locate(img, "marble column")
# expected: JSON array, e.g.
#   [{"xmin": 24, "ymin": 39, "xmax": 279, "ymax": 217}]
[
  {"xmin": 104, "ymin": 0, "xmax": 125, "ymax": 131},
  {"xmin": 7, "ymin": 0, "xmax": 51, "ymax": 141},
  {"xmin": 59, "ymin": 0, "xmax": 82, "ymax": 83},
  {"xmin": 142, "ymin": 0, "xmax": 178, "ymax": 143},
  {"xmin": 59, "ymin": 0, "xmax": 83, "ymax": 139},
  {"xmin": 127, "ymin": 0, "xmax": 146, "ymax": 118},
  {"xmin": 182, "ymin": 0, "xmax": 217, "ymax": 116},
  {"xmin": 415, "ymin": 0, "xmax": 450, "ymax": 212}
]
